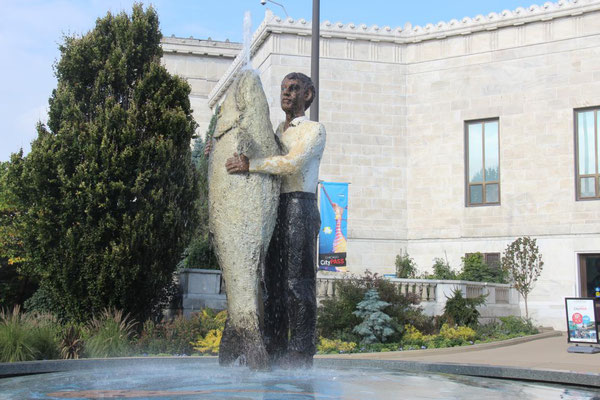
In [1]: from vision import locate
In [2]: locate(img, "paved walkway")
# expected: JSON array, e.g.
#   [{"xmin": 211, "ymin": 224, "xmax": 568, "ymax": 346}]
[{"xmin": 318, "ymin": 331, "xmax": 600, "ymax": 375}]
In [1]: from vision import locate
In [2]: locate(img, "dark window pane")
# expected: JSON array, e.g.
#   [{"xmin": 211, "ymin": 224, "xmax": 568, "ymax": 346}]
[
  {"xmin": 486, "ymin": 183, "xmax": 499, "ymax": 203},
  {"xmin": 584, "ymin": 256, "xmax": 600, "ymax": 298},
  {"xmin": 470, "ymin": 185, "xmax": 483, "ymax": 204},
  {"xmin": 485, "ymin": 253, "xmax": 501, "ymax": 270}
]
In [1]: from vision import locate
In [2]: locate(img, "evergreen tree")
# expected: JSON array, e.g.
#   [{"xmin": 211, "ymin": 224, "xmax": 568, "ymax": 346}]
[
  {"xmin": 0, "ymin": 157, "xmax": 37, "ymax": 308},
  {"xmin": 353, "ymin": 289, "xmax": 395, "ymax": 344},
  {"xmin": 181, "ymin": 109, "xmax": 218, "ymax": 269},
  {"xmin": 7, "ymin": 5, "xmax": 199, "ymax": 322}
]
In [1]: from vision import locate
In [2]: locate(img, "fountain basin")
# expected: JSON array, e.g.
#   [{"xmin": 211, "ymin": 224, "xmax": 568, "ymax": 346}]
[{"xmin": 1, "ymin": 357, "xmax": 600, "ymax": 399}]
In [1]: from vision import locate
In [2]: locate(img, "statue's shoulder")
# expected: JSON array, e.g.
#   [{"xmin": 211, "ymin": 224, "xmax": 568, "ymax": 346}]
[{"xmin": 298, "ymin": 119, "xmax": 326, "ymax": 134}]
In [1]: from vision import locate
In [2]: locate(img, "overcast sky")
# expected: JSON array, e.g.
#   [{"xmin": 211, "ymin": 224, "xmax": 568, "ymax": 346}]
[{"xmin": 0, "ymin": 0, "xmax": 532, "ymax": 161}]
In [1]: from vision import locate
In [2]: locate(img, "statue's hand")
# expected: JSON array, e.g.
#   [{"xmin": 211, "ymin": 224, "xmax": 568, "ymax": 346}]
[{"xmin": 225, "ymin": 153, "xmax": 249, "ymax": 174}]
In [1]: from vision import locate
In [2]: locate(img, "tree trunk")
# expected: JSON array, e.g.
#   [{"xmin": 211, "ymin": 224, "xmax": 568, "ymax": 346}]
[{"xmin": 524, "ymin": 293, "xmax": 529, "ymax": 319}]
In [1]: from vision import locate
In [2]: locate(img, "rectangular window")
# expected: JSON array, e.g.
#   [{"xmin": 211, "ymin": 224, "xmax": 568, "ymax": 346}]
[
  {"xmin": 484, "ymin": 253, "xmax": 501, "ymax": 270},
  {"xmin": 575, "ymin": 108, "xmax": 600, "ymax": 200},
  {"xmin": 466, "ymin": 119, "xmax": 500, "ymax": 206}
]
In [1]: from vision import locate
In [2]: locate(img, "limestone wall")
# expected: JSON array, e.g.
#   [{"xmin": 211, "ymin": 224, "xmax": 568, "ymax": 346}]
[
  {"xmin": 161, "ymin": 37, "xmax": 241, "ymax": 137},
  {"xmin": 175, "ymin": 2, "xmax": 600, "ymax": 329},
  {"xmin": 402, "ymin": 9, "xmax": 600, "ymax": 329}
]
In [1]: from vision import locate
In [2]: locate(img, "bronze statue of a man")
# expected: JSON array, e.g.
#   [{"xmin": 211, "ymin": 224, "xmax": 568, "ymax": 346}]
[{"xmin": 226, "ymin": 72, "xmax": 326, "ymax": 367}]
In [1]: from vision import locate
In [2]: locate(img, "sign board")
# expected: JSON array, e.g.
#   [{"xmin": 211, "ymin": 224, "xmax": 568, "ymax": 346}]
[
  {"xmin": 565, "ymin": 297, "xmax": 599, "ymax": 344},
  {"xmin": 318, "ymin": 182, "xmax": 348, "ymax": 272}
]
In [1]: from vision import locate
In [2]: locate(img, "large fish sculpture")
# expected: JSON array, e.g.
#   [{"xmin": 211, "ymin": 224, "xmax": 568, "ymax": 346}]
[{"xmin": 208, "ymin": 70, "xmax": 280, "ymax": 370}]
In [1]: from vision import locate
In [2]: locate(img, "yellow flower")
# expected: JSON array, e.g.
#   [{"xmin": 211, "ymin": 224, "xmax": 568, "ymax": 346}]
[{"xmin": 191, "ymin": 329, "xmax": 222, "ymax": 355}]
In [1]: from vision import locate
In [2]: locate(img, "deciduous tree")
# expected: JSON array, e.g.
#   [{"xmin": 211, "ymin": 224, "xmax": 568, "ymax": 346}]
[{"xmin": 501, "ymin": 237, "xmax": 544, "ymax": 319}]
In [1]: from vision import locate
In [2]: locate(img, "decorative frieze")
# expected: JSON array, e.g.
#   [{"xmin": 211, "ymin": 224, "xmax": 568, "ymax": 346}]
[
  {"xmin": 208, "ymin": 0, "xmax": 600, "ymax": 107},
  {"xmin": 297, "ymin": 35, "xmax": 310, "ymax": 55},
  {"xmin": 272, "ymin": 35, "xmax": 280, "ymax": 53},
  {"xmin": 346, "ymin": 40, "xmax": 355, "ymax": 59},
  {"xmin": 393, "ymin": 44, "xmax": 402, "ymax": 63},
  {"xmin": 490, "ymin": 30, "xmax": 499, "ymax": 50}
]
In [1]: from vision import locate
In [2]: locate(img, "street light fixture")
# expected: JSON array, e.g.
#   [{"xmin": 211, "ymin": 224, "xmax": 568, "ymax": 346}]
[{"xmin": 260, "ymin": 0, "xmax": 289, "ymax": 18}]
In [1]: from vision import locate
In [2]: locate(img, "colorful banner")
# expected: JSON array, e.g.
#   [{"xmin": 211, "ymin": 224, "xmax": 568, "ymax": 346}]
[
  {"xmin": 565, "ymin": 298, "xmax": 599, "ymax": 344},
  {"xmin": 318, "ymin": 182, "xmax": 348, "ymax": 272}
]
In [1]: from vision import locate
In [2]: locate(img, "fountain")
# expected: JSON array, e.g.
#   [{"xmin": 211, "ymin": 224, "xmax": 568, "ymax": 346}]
[
  {"xmin": 1, "ymin": 359, "xmax": 600, "ymax": 399},
  {"xmin": 2, "ymin": 7, "xmax": 600, "ymax": 400}
]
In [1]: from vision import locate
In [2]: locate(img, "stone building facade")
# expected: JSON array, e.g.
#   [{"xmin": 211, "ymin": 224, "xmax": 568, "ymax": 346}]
[{"xmin": 162, "ymin": 0, "xmax": 600, "ymax": 329}]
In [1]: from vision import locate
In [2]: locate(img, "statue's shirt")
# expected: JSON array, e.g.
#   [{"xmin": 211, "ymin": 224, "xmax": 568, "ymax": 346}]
[{"xmin": 249, "ymin": 116, "xmax": 326, "ymax": 194}]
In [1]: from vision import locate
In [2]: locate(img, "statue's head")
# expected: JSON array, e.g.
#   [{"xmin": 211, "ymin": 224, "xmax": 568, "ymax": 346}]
[{"xmin": 281, "ymin": 72, "xmax": 315, "ymax": 113}]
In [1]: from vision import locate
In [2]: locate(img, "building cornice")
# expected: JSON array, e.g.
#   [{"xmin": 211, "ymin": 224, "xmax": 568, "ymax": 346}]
[
  {"xmin": 161, "ymin": 36, "xmax": 242, "ymax": 58},
  {"xmin": 208, "ymin": 0, "xmax": 600, "ymax": 107}
]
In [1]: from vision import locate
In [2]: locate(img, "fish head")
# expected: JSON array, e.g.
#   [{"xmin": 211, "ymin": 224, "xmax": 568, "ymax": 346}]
[
  {"xmin": 214, "ymin": 87, "xmax": 241, "ymax": 139},
  {"xmin": 214, "ymin": 70, "xmax": 265, "ymax": 139}
]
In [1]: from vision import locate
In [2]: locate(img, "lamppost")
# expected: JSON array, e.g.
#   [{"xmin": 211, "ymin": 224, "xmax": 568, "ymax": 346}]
[
  {"xmin": 310, "ymin": 0, "xmax": 319, "ymax": 122},
  {"xmin": 260, "ymin": 0, "xmax": 320, "ymax": 122}
]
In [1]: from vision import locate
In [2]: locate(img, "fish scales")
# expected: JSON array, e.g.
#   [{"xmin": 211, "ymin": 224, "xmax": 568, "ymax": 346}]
[{"xmin": 208, "ymin": 70, "xmax": 280, "ymax": 370}]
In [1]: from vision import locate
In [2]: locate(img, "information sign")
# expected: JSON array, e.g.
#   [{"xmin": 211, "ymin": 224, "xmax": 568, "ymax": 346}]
[{"xmin": 565, "ymin": 298, "xmax": 599, "ymax": 344}]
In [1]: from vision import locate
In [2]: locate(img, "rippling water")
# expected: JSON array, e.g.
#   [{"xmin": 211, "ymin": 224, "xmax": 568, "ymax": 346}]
[{"xmin": 1, "ymin": 362, "xmax": 599, "ymax": 400}]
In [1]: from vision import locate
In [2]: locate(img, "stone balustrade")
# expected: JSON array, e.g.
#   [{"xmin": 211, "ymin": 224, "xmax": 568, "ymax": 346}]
[
  {"xmin": 177, "ymin": 269, "xmax": 521, "ymax": 322},
  {"xmin": 316, "ymin": 275, "xmax": 521, "ymax": 322}
]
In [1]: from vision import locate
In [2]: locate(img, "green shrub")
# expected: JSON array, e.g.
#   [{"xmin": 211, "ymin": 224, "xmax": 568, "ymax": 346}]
[
  {"xmin": 402, "ymin": 325, "xmax": 425, "ymax": 346},
  {"xmin": 395, "ymin": 252, "xmax": 418, "ymax": 278},
  {"xmin": 161, "ymin": 313, "xmax": 203, "ymax": 355},
  {"xmin": 60, "ymin": 323, "xmax": 85, "ymax": 359},
  {"xmin": 191, "ymin": 329, "xmax": 222, "ymax": 355},
  {"xmin": 476, "ymin": 316, "xmax": 538, "ymax": 342},
  {"xmin": 403, "ymin": 323, "xmax": 476, "ymax": 349},
  {"xmin": 430, "ymin": 258, "xmax": 457, "ymax": 280},
  {"xmin": 135, "ymin": 319, "xmax": 167, "ymax": 355},
  {"xmin": 361, "ymin": 342, "xmax": 401, "ymax": 352},
  {"xmin": 442, "ymin": 289, "xmax": 486, "ymax": 328},
  {"xmin": 317, "ymin": 271, "xmax": 427, "ymax": 343},
  {"xmin": 85, "ymin": 309, "xmax": 137, "ymax": 358},
  {"xmin": 181, "ymin": 234, "xmax": 219, "ymax": 270},
  {"xmin": 23, "ymin": 286, "xmax": 62, "ymax": 317},
  {"xmin": 498, "ymin": 316, "xmax": 538, "ymax": 335},
  {"xmin": 459, "ymin": 253, "xmax": 506, "ymax": 283},
  {"xmin": 0, "ymin": 306, "xmax": 36, "ymax": 362},
  {"xmin": 317, "ymin": 337, "xmax": 357, "ymax": 354},
  {"xmin": 135, "ymin": 309, "xmax": 226, "ymax": 355},
  {"xmin": 0, "ymin": 306, "xmax": 60, "ymax": 362},
  {"xmin": 317, "ymin": 277, "xmax": 365, "ymax": 342},
  {"xmin": 28, "ymin": 312, "xmax": 60, "ymax": 360}
]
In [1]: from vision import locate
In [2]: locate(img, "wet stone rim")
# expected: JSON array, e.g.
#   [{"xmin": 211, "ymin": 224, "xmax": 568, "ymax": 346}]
[{"xmin": 0, "ymin": 356, "xmax": 599, "ymax": 388}]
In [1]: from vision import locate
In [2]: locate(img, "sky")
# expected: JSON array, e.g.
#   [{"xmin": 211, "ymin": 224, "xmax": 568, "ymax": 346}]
[{"xmin": 0, "ymin": 0, "xmax": 533, "ymax": 161}]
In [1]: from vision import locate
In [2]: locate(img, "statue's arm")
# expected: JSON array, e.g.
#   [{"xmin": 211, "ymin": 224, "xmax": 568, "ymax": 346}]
[{"xmin": 248, "ymin": 123, "xmax": 325, "ymax": 176}]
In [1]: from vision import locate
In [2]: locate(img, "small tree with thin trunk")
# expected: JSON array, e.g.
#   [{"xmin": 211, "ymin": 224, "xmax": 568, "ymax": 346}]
[{"xmin": 501, "ymin": 237, "xmax": 544, "ymax": 319}]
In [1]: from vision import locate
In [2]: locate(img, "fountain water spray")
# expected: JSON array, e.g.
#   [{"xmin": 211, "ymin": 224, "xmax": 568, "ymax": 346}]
[{"xmin": 242, "ymin": 11, "xmax": 252, "ymax": 69}]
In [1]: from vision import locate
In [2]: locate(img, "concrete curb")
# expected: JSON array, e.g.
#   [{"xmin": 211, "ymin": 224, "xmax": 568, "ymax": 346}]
[
  {"xmin": 0, "ymin": 356, "xmax": 216, "ymax": 378},
  {"xmin": 314, "ymin": 358, "xmax": 600, "ymax": 388},
  {"xmin": 316, "ymin": 330, "xmax": 563, "ymax": 359}
]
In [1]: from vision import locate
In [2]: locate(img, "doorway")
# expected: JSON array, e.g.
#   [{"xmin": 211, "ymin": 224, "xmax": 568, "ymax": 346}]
[{"xmin": 579, "ymin": 254, "xmax": 600, "ymax": 298}]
